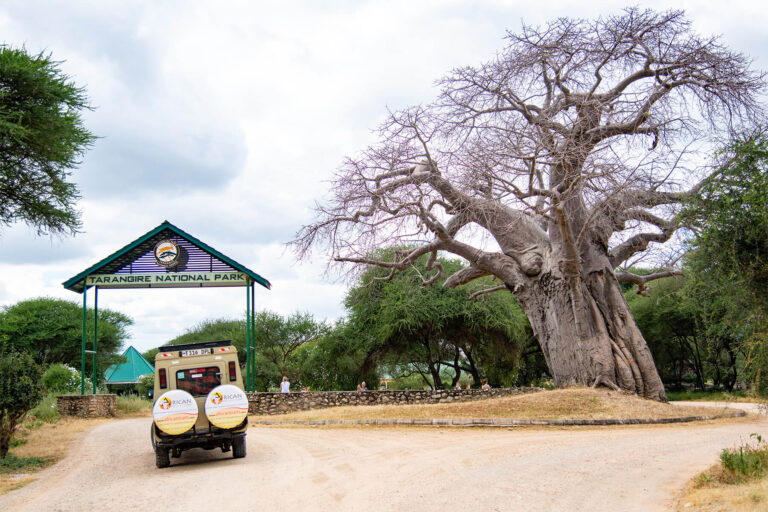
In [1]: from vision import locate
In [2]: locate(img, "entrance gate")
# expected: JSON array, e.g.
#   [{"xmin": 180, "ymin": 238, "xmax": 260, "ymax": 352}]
[{"xmin": 63, "ymin": 221, "xmax": 270, "ymax": 394}]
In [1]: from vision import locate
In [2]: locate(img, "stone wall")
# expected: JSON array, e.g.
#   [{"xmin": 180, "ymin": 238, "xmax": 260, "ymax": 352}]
[
  {"xmin": 57, "ymin": 394, "xmax": 117, "ymax": 418},
  {"xmin": 247, "ymin": 387, "xmax": 541, "ymax": 415}
]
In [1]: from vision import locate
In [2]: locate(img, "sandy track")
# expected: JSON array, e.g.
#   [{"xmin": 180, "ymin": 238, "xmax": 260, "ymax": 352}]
[{"xmin": 1, "ymin": 408, "xmax": 765, "ymax": 512}]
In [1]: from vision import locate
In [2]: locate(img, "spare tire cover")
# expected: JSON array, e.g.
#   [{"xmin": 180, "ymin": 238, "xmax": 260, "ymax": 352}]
[
  {"xmin": 205, "ymin": 384, "xmax": 249, "ymax": 429},
  {"xmin": 153, "ymin": 390, "xmax": 198, "ymax": 435}
]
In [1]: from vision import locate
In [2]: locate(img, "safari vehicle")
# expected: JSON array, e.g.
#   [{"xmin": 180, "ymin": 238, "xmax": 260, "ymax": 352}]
[{"xmin": 151, "ymin": 340, "xmax": 249, "ymax": 468}]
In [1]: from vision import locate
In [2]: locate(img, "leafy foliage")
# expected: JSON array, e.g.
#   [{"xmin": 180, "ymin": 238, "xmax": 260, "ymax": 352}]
[
  {"xmin": 252, "ymin": 311, "xmax": 326, "ymax": 389},
  {"xmin": 0, "ymin": 297, "xmax": 132, "ymax": 381},
  {"xmin": 28, "ymin": 394, "xmax": 60, "ymax": 424},
  {"xmin": 163, "ymin": 318, "xmax": 246, "ymax": 361},
  {"xmin": 158, "ymin": 313, "xmax": 327, "ymax": 392},
  {"xmin": 0, "ymin": 46, "xmax": 95, "ymax": 235},
  {"xmin": 681, "ymin": 137, "xmax": 768, "ymax": 391},
  {"xmin": 0, "ymin": 454, "xmax": 48, "ymax": 473},
  {"xmin": 136, "ymin": 373, "xmax": 154, "ymax": 398},
  {"xmin": 628, "ymin": 276, "xmax": 742, "ymax": 392},
  {"xmin": 719, "ymin": 434, "xmax": 768, "ymax": 484},
  {"xmin": 683, "ymin": 137, "xmax": 768, "ymax": 308},
  {"xmin": 41, "ymin": 363, "xmax": 85, "ymax": 395},
  {"xmin": 0, "ymin": 345, "xmax": 43, "ymax": 458},
  {"xmin": 343, "ymin": 250, "xmax": 537, "ymax": 389}
]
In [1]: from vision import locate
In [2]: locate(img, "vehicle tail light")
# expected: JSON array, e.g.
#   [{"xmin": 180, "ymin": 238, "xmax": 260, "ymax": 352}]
[
  {"xmin": 229, "ymin": 361, "xmax": 237, "ymax": 381},
  {"xmin": 159, "ymin": 368, "xmax": 167, "ymax": 389}
]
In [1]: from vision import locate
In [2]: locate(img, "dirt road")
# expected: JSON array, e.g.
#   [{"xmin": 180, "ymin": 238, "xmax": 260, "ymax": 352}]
[{"xmin": 1, "ymin": 407, "xmax": 765, "ymax": 512}]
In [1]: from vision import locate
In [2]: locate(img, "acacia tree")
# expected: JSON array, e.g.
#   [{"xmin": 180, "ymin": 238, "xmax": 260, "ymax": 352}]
[
  {"xmin": 295, "ymin": 9, "xmax": 766, "ymax": 400},
  {"xmin": 0, "ymin": 46, "xmax": 94, "ymax": 235},
  {"xmin": 345, "ymin": 251, "xmax": 531, "ymax": 388},
  {"xmin": 0, "ymin": 297, "xmax": 131, "ymax": 379}
]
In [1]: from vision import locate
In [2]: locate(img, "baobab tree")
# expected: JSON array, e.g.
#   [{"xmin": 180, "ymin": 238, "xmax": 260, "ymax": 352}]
[{"xmin": 294, "ymin": 9, "xmax": 765, "ymax": 400}]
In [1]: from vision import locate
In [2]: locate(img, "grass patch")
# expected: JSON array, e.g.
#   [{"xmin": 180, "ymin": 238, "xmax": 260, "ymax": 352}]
[
  {"xmin": 677, "ymin": 434, "xmax": 768, "ymax": 511},
  {"xmin": 0, "ymin": 417, "xmax": 105, "ymax": 495},
  {"xmin": 720, "ymin": 435, "xmax": 768, "ymax": 484},
  {"xmin": 0, "ymin": 455, "xmax": 49, "ymax": 474},
  {"xmin": 666, "ymin": 390, "xmax": 765, "ymax": 403},
  {"xmin": 115, "ymin": 395, "xmax": 152, "ymax": 417},
  {"xmin": 28, "ymin": 394, "xmax": 61, "ymax": 423},
  {"xmin": 9, "ymin": 438, "xmax": 27, "ymax": 448},
  {"xmin": 251, "ymin": 388, "xmax": 735, "ymax": 422}
]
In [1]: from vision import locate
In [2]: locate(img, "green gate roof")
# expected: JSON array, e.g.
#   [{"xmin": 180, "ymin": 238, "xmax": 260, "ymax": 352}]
[
  {"xmin": 105, "ymin": 345, "xmax": 154, "ymax": 385},
  {"xmin": 62, "ymin": 220, "xmax": 271, "ymax": 293}
]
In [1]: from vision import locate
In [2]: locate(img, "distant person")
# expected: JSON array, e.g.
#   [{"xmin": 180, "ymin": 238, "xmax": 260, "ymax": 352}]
[
  {"xmin": 454, "ymin": 383, "xmax": 462, "ymax": 390},
  {"xmin": 280, "ymin": 376, "xmax": 290, "ymax": 393},
  {"xmin": 481, "ymin": 379, "xmax": 490, "ymax": 391},
  {"xmin": 357, "ymin": 381, "xmax": 367, "ymax": 391}
]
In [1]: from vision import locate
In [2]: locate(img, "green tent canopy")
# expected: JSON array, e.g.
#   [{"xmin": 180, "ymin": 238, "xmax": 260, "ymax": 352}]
[{"xmin": 105, "ymin": 345, "xmax": 154, "ymax": 385}]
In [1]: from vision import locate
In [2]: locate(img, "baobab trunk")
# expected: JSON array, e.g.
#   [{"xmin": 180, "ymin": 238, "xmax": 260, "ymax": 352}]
[{"xmin": 514, "ymin": 267, "xmax": 667, "ymax": 401}]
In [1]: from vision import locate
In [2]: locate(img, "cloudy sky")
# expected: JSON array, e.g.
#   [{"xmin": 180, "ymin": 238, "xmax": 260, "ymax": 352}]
[{"xmin": 1, "ymin": 0, "xmax": 766, "ymax": 352}]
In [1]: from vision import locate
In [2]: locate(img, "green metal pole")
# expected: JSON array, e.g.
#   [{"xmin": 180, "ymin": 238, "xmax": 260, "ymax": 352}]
[
  {"xmin": 245, "ymin": 280, "xmax": 251, "ymax": 392},
  {"xmin": 93, "ymin": 287, "xmax": 98, "ymax": 394},
  {"xmin": 81, "ymin": 286, "xmax": 87, "ymax": 395},
  {"xmin": 250, "ymin": 281, "xmax": 255, "ymax": 392}
]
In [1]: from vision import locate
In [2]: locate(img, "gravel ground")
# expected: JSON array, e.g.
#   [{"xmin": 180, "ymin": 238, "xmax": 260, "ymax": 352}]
[{"xmin": 0, "ymin": 403, "xmax": 765, "ymax": 512}]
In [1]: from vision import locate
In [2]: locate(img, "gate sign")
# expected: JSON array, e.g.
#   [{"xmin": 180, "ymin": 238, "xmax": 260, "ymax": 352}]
[{"xmin": 86, "ymin": 272, "xmax": 247, "ymax": 288}]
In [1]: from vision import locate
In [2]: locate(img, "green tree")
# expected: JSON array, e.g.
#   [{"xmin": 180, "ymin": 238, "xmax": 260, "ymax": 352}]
[
  {"xmin": 681, "ymin": 137, "xmax": 768, "ymax": 391},
  {"xmin": 627, "ymin": 276, "xmax": 742, "ymax": 392},
  {"xmin": 252, "ymin": 311, "xmax": 326, "ymax": 391},
  {"xmin": 156, "ymin": 313, "xmax": 326, "ymax": 392},
  {"xmin": 162, "ymin": 318, "xmax": 246, "ymax": 362},
  {"xmin": 0, "ymin": 344, "xmax": 43, "ymax": 458},
  {"xmin": 344, "ymin": 250, "xmax": 534, "ymax": 389},
  {"xmin": 0, "ymin": 297, "xmax": 131, "ymax": 383},
  {"xmin": 295, "ymin": 319, "xmax": 379, "ymax": 391},
  {"xmin": 42, "ymin": 363, "xmax": 83, "ymax": 394},
  {"xmin": 0, "ymin": 46, "xmax": 95, "ymax": 235}
]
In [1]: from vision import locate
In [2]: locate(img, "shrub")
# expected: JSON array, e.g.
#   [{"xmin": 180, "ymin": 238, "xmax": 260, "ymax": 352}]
[
  {"xmin": 719, "ymin": 434, "xmax": 768, "ymax": 483},
  {"xmin": 28, "ymin": 394, "xmax": 60, "ymax": 423},
  {"xmin": 115, "ymin": 395, "xmax": 152, "ymax": 416},
  {"xmin": 136, "ymin": 373, "xmax": 154, "ymax": 398},
  {"xmin": 0, "ymin": 455, "xmax": 48, "ymax": 474},
  {"xmin": 0, "ymin": 346, "xmax": 44, "ymax": 458},
  {"xmin": 41, "ymin": 363, "xmax": 92, "ymax": 395}
]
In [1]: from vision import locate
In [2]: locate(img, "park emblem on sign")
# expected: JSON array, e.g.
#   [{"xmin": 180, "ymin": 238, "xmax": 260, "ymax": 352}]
[{"xmin": 154, "ymin": 239, "xmax": 180, "ymax": 267}]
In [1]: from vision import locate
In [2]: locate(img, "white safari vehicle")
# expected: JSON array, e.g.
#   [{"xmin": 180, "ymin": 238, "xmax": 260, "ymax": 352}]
[{"xmin": 151, "ymin": 340, "xmax": 249, "ymax": 468}]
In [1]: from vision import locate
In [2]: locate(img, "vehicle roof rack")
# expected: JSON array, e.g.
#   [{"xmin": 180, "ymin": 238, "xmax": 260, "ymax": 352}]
[{"xmin": 157, "ymin": 340, "xmax": 233, "ymax": 352}]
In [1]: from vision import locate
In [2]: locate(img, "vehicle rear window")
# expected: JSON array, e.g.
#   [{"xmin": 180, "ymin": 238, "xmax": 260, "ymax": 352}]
[{"xmin": 175, "ymin": 367, "xmax": 221, "ymax": 397}]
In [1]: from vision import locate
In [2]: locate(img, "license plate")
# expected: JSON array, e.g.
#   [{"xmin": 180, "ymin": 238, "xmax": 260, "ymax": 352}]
[{"xmin": 180, "ymin": 348, "xmax": 212, "ymax": 357}]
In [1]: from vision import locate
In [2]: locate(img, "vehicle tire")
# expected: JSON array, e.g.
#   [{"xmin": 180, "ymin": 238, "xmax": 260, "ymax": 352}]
[
  {"xmin": 155, "ymin": 447, "xmax": 171, "ymax": 468},
  {"xmin": 232, "ymin": 437, "xmax": 246, "ymax": 459}
]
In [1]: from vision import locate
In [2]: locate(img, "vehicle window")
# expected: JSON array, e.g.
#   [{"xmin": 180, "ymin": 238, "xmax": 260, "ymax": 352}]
[{"xmin": 175, "ymin": 366, "xmax": 221, "ymax": 397}]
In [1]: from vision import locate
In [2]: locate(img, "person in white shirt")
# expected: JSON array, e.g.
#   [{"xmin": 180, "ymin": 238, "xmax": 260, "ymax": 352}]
[{"xmin": 280, "ymin": 376, "xmax": 290, "ymax": 393}]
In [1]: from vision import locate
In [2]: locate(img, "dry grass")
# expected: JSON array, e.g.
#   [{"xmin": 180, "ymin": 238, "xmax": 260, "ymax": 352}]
[
  {"xmin": 0, "ymin": 417, "xmax": 105, "ymax": 495},
  {"xmin": 251, "ymin": 388, "xmax": 733, "ymax": 422},
  {"xmin": 677, "ymin": 464, "xmax": 768, "ymax": 511},
  {"xmin": 115, "ymin": 396, "xmax": 152, "ymax": 418}
]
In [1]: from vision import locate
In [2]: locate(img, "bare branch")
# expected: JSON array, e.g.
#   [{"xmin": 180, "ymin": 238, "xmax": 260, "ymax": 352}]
[
  {"xmin": 615, "ymin": 269, "xmax": 682, "ymax": 296},
  {"xmin": 467, "ymin": 285, "xmax": 508, "ymax": 300}
]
